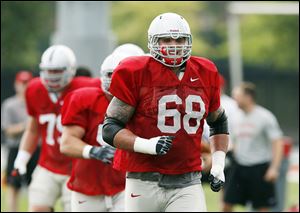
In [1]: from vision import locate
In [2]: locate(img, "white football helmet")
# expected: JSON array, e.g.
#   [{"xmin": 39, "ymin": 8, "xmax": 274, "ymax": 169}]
[
  {"xmin": 112, "ymin": 43, "xmax": 145, "ymax": 56},
  {"xmin": 100, "ymin": 44, "xmax": 144, "ymax": 94},
  {"xmin": 39, "ymin": 45, "xmax": 76, "ymax": 92},
  {"xmin": 148, "ymin": 12, "xmax": 192, "ymax": 67}
]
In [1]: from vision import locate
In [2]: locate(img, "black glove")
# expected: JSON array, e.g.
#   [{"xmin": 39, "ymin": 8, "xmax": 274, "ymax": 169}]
[
  {"xmin": 208, "ymin": 174, "xmax": 224, "ymax": 192},
  {"xmin": 89, "ymin": 146, "xmax": 116, "ymax": 164},
  {"xmin": 11, "ymin": 169, "xmax": 28, "ymax": 187},
  {"xmin": 156, "ymin": 136, "xmax": 174, "ymax": 155}
]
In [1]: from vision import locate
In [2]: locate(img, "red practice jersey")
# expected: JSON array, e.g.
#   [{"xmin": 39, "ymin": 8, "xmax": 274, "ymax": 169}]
[
  {"xmin": 61, "ymin": 87, "xmax": 126, "ymax": 196},
  {"xmin": 25, "ymin": 76, "xmax": 100, "ymax": 175},
  {"xmin": 110, "ymin": 56, "xmax": 220, "ymax": 175}
]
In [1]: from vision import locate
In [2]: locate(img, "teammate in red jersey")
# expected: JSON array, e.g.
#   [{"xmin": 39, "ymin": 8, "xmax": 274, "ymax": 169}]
[
  {"xmin": 12, "ymin": 45, "xmax": 100, "ymax": 212},
  {"xmin": 102, "ymin": 12, "xmax": 229, "ymax": 211},
  {"xmin": 60, "ymin": 44, "xmax": 144, "ymax": 212}
]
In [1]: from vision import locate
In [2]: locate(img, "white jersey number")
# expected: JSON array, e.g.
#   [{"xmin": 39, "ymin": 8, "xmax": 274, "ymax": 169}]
[
  {"xmin": 39, "ymin": 114, "xmax": 62, "ymax": 145},
  {"xmin": 157, "ymin": 95, "xmax": 205, "ymax": 134}
]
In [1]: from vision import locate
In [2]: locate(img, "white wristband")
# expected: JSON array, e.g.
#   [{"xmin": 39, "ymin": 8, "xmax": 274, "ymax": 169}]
[
  {"xmin": 212, "ymin": 151, "xmax": 226, "ymax": 170},
  {"xmin": 133, "ymin": 137, "xmax": 158, "ymax": 155},
  {"xmin": 14, "ymin": 150, "xmax": 31, "ymax": 175},
  {"xmin": 82, "ymin": 145, "xmax": 93, "ymax": 159}
]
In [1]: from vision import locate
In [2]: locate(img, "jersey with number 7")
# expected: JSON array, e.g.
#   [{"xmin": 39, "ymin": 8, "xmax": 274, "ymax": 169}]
[
  {"xmin": 110, "ymin": 56, "xmax": 220, "ymax": 174},
  {"xmin": 25, "ymin": 77, "xmax": 101, "ymax": 175}
]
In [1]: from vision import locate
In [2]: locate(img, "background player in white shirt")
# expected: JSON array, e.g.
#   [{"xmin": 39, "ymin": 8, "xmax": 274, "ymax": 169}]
[{"xmin": 223, "ymin": 82, "xmax": 283, "ymax": 212}]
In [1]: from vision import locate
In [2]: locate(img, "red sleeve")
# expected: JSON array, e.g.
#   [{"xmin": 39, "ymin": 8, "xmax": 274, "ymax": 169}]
[
  {"xmin": 25, "ymin": 86, "xmax": 35, "ymax": 116},
  {"xmin": 109, "ymin": 58, "xmax": 140, "ymax": 107},
  {"xmin": 61, "ymin": 90, "xmax": 88, "ymax": 129},
  {"xmin": 208, "ymin": 65, "xmax": 221, "ymax": 113},
  {"xmin": 25, "ymin": 78, "xmax": 41, "ymax": 117}
]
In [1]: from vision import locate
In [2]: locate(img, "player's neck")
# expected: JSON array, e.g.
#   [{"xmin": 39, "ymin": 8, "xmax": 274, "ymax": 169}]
[
  {"xmin": 243, "ymin": 103, "xmax": 255, "ymax": 113},
  {"xmin": 171, "ymin": 66, "xmax": 185, "ymax": 80},
  {"xmin": 171, "ymin": 66, "xmax": 180, "ymax": 73},
  {"xmin": 49, "ymin": 92, "xmax": 62, "ymax": 103},
  {"xmin": 16, "ymin": 92, "xmax": 25, "ymax": 100}
]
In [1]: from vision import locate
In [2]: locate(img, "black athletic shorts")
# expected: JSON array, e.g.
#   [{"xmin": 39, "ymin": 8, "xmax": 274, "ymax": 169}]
[{"xmin": 223, "ymin": 161, "xmax": 277, "ymax": 209}]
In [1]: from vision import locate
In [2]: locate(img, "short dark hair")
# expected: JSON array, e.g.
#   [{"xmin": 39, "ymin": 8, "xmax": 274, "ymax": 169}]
[
  {"xmin": 240, "ymin": 82, "xmax": 256, "ymax": 101},
  {"xmin": 75, "ymin": 66, "xmax": 92, "ymax": 77}
]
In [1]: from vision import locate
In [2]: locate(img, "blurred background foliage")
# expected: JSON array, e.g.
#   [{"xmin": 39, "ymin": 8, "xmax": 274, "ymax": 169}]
[
  {"xmin": 1, "ymin": 1, "xmax": 55, "ymax": 72},
  {"xmin": 111, "ymin": 1, "xmax": 299, "ymax": 72},
  {"xmin": 1, "ymin": 1, "xmax": 299, "ymax": 73},
  {"xmin": 240, "ymin": 15, "xmax": 299, "ymax": 71}
]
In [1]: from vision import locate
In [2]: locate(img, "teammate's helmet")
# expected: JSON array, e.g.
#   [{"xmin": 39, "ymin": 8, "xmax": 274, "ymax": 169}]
[
  {"xmin": 112, "ymin": 43, "xmax": 145, "ymax": 56},
  {"xmin": 100, "ymin": 44, "xmax": 144, "ymax": 94},
  {"xmin": 39, "ymin": 45, "xmax": 76, "ymax": 92},
  {"xmin": 148, "ymin": 12, "xmax": 192, "ymax": 67}
]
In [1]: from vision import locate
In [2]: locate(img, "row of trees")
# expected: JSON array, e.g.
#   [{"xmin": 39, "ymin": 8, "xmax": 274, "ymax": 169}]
[
  {"xmin": 1, "ymin": 2, "xmax": 55, "ymax": 72},
  {"xmin": 112, "ymin": 1, "xmax": 299, "ymax": 72},
  {"xmin": 1, "ymin": 1, "xmax": 299, "ymax": 73}
]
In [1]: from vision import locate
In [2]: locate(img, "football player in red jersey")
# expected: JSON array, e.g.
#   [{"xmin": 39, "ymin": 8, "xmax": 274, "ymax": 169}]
[
  {"xmin": 12, "ymin": 45, "xmax": 100, "ymax": 212},
  {"xmin": 60, "ymin": 44, "xmax": 144, "ymax": 212},
  {"xmin": 102, "ymin": 12, "xmax": 229, "ymax": 212}
]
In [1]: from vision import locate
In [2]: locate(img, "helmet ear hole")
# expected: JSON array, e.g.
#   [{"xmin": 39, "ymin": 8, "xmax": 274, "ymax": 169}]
[
  {"xmin": 148, "ymin": 13, "xmax": 192, "ymax": 67},
  {"xmin": 39, "ymin": 45, "xmax": 76, "ymax": 92}
]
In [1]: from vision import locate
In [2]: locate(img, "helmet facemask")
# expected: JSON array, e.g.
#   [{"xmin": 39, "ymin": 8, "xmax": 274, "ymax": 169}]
[
  {"xmin": 149, "ymin": 33, "xmax": 192, "ymax": 67},
  {"xmin": 39, "ymin": 45, "xmax": 76, "ymax": 93},
  {"xmin": 148, "ymin": 13, "xmax": 193, "ymax": 68},
  {"xmin": 40, "ymin": 68, "xmax": 75, "ymax": 92}
]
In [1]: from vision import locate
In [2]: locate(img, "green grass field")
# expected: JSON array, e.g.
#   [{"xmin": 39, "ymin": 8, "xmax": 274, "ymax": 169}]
[{"xmin": 1, "ymin": 181, "xmax": 299, "ymax": 212}]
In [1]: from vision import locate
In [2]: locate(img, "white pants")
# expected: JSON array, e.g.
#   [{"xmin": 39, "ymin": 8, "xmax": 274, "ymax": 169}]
[
  {"xmin": 125, "ymin": 178, "xmax": 207, "ymax": 212},
  {"xmin": 71, "ymin": 190, "xmax": 125, "ymax": 212},
  {"xmin": 28, "ymin": 166, "xmax": 71, "ymax": 211}
]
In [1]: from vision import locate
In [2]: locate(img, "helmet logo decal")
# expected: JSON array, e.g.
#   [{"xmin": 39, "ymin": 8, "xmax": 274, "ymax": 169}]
[{"xmin": 49, "ymin": 49, "xmax": 56, "ymax": 62}]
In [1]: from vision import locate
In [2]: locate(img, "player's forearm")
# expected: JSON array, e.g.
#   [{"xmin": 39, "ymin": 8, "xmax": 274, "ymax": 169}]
[
  {"xmin": 18, "ymin": 127, "xmax": 39, "ymax": 155},
  {"xmin": 107, "ymin": 126, "xmax": 174, "ymax": 155},
  {"xmin": 60, "ymin": 125, "xmax": 86, "ymax": 158},
  {"xmin": 4, "ymin": 122, "xmax": 26, "ymax": 137},
  {"xmin": 208, "ymin": 134, "xmax": 228, "ymax": 191},
  {"xmin": 209, "ymin": 134, "xmax": 229, "ymax": 153},
  {"xmin": 14, "ymin": 118, "xmax": 38, "ymax": 173},
  {"xmin": 18, "ymin": 117, "xmax": 39, "ymax": 154},
  {"xmin": 270, "ymin": 138, "xmax": 283, "ymax": 170},
  {"xmin": 113, "ymin": 128, "xmax": 137, "ymax": 151},
  {"xmin": 60, "ymin": 133, "xmax": 87, "ymax": 158},
  {"xmin": 104, "ymin": 97, "xmax": 174, "ymax": 155}
]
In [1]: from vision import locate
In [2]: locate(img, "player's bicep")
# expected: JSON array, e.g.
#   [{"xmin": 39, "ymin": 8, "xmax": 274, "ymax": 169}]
[
  {"xmin": 106, "ymin": 97, "xmax": 135, "ymax": 124},
  {"xmin": 206, "ymin": 106, "xmax": 229, "ymax": 136},
  {"xmin": 206, "ymin": 106, "xmax": 224, "ymax": 123},
  {"xmin": 26, "ymin": 116, "xmax": 39, "ymax": 135}
]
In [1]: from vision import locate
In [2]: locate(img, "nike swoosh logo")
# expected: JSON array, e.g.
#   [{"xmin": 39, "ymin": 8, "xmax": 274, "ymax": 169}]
[
  {"xmin": 190, "ymin": 77, "xmax": 199, "ymax": 82},
  {"xmin": 78, "ymin": 200, "xmax": 87, "ymax": 204},
  {"xmin": 131, "ymin": 193, "xmax": 141, "ymax": 198}
]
